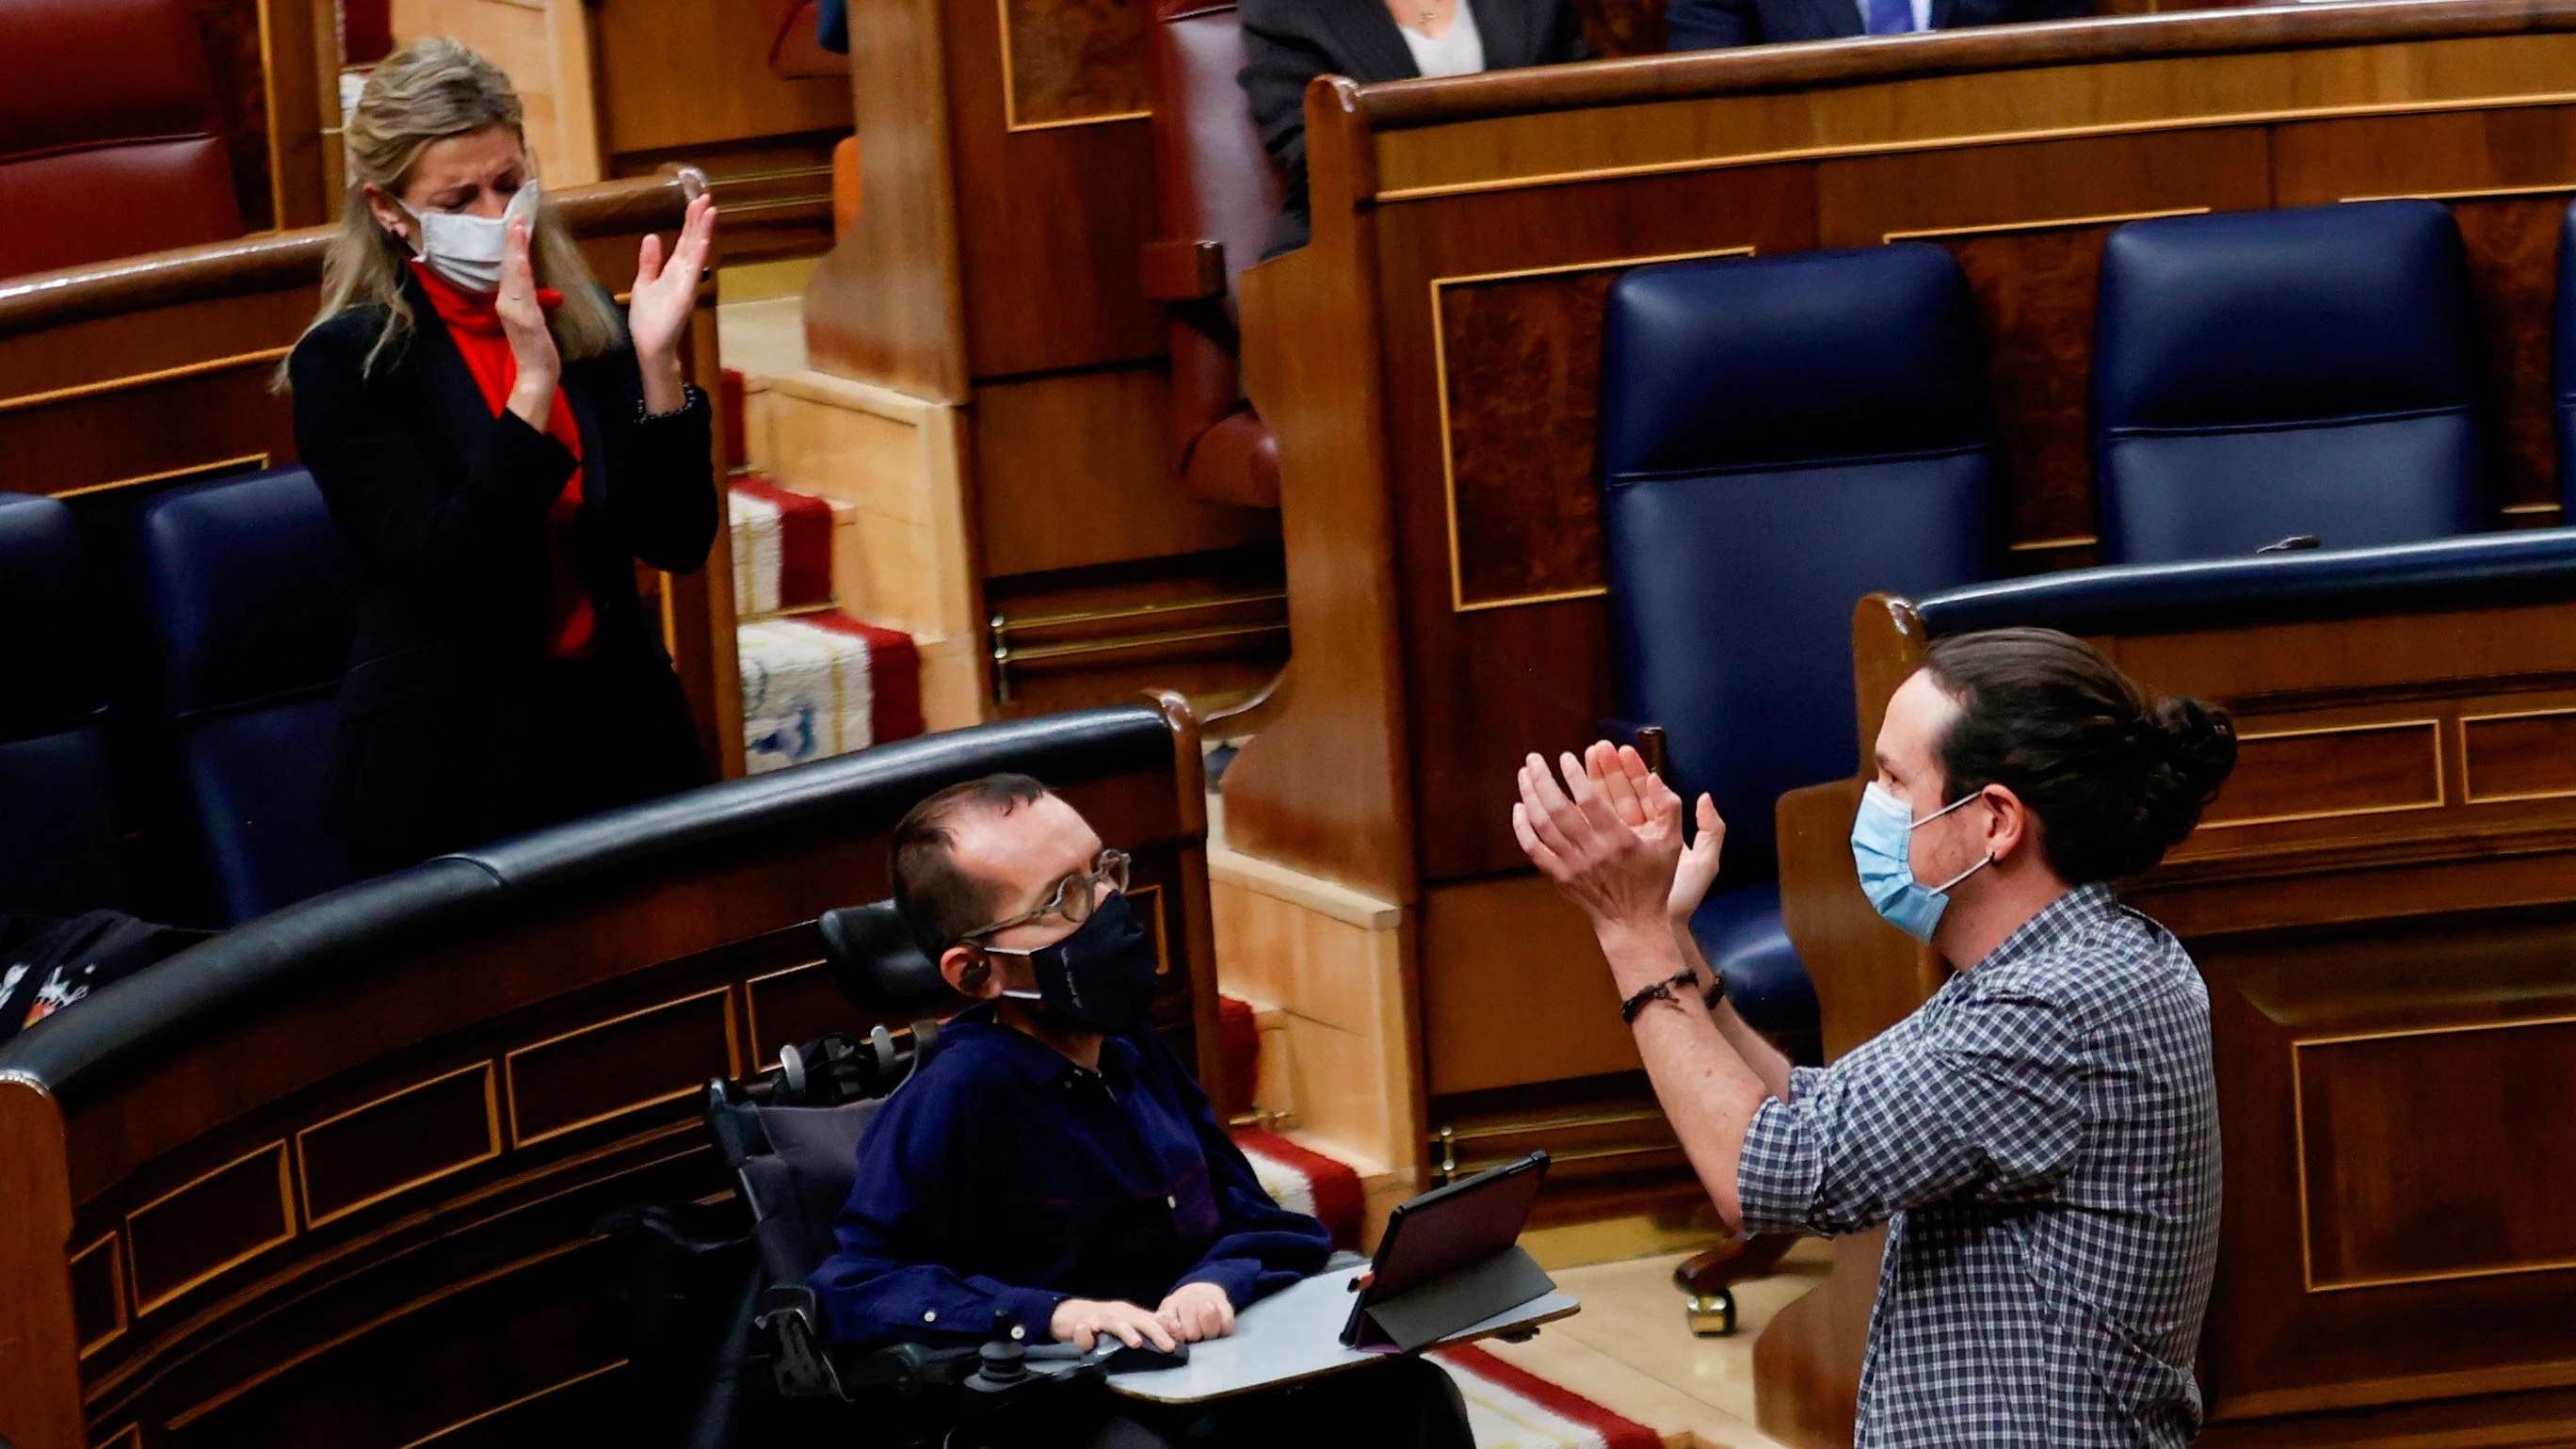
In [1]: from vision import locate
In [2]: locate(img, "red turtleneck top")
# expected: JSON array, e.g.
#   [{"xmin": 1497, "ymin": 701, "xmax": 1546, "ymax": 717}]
[{"xmin": 410, "ymin": 261, "xmax": 596, "ymax": 659}]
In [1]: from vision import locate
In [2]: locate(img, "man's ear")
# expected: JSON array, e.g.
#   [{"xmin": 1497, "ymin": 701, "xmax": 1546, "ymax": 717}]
[
  {"xmin": 940, "ymin": 943, "xmax": 998, "ymax": 1000},
  {"xmin": 1982, "ymin": 784, "xmax": 2032, "ymax": 866}
]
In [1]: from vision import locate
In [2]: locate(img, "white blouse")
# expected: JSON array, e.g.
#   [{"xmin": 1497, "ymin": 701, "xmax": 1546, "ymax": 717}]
[{"xmin": 1398, "ymin": 0, "xmax": 1487, "ymax": 79}]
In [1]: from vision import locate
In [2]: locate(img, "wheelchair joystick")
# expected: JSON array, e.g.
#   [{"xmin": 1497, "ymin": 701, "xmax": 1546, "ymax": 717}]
[{"xmin": 967, "ymin": 1311, "xmax": 1032, "ymax": 1389}]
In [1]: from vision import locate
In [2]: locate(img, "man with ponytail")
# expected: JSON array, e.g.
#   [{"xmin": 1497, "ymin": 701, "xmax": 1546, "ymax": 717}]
[
  {"xmin": 1513, "ymin": 627, "xmax": 2237, "ymax": 1447},
  {"xmin": 285, "ymin": 39, "xmax": 720, "ymax": 874}
]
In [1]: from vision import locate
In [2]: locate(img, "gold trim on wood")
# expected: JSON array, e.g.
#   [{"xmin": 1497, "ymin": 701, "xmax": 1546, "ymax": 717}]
[
  {"xmin": 2504, "ymin": 500, "xmax": 2567, "ymax": 514},
  {"xmin": 2006, "ymin": 534, "xmax": 2099, "ymax": 553},
  {"xmin": 2341, "ymin": 182, "xmax": 2576, "ymax": 203},
  {"xmin": 744, "ymin": 960, "xmax": 828, "ymax": 1070},
  {"xmin": 1372, "ymin": 91, "xmax": 2576, "ymax": 204},
  {"xmin": 2196, "ymin": 716, "xmax": 2445, "ymax": 830},
  {"xmin": 293, "ymin": 1062, "xmax": 503, "ymax": 1229},
  {"xmin": 123, "ymin": 1140, "xmax": 298, "ymax": 1316},
  {"xmin": 70, "ymin": 1231, "xmax": 127, "ymax": 1359},
  {"xmin": 1432, "ymin": 245, "xmax": 1757, "ymax": 615},
  {"xmin": 0, "ymin": 348, "xmax": 294, "ymax": 415},
  {"xmin": 400, "ymin": 1360, "xmax": 630, "ymax": 1448},
  {"xmin": 98, "ymin": 1426, "xmax": 141, "ymax": 1449},
  {"xmin": 56, "ymin": 453, "xmax": 275, "ymax": 501},
  {"xmin": 503, "ymin": 989, "xmax": 743, "ymax": 1148},
  {"xmin": 1883, "ymin": 205, "xmax": 2208, "ymax": 243},
  {"xmin": 2461, "ymin": 704, "xmax": 2576, "ymax": 804},
  {"xmin": 993, "ymin": 0, "xmax": 1153, "ymax": 133},
  {"xmin": 2292, "ymin": 1012, "xmax": 2576, "ymax": 1294}
]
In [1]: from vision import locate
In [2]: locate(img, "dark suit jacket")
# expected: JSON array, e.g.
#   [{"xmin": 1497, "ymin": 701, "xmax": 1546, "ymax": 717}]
[
  {"xmin": 287, "ymin": 278, "xmax": 717, "ymax": 861},
  {"xmin": 1666, "ymin": 0, "xmax": 2087, "ymax": 48},
  {"xmin": 1239, "ymin": 0, "xmax": 1589, "ymax": 253}
]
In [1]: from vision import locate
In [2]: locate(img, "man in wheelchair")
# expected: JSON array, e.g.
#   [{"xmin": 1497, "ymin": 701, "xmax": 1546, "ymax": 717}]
[{"xmin": 810, "ymin": 774, "xmax": 1473, "ymax": 1448}]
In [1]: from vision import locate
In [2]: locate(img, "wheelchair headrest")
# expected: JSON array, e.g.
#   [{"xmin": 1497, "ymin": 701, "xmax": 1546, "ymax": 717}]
[{"xmin": 816, "ymin": 900, "xmax": 965, "ymax": 1018}]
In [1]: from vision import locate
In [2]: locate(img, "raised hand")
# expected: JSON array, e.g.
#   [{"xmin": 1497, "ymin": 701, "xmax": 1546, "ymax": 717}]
[
  {"xmin": 1513, "ymin": 749, "xmax": 1685, "ymax": 955},
  {"xmin": 627, "ymin": 191, "xmax": 716, "ymax": 370},
  {"xmin": 1579, "ymin": 744, "xmax": 1727, "ymax": 926},
  {"xmin": 497, "ymin": 217, "xmax": 561, "ymax": 429}
]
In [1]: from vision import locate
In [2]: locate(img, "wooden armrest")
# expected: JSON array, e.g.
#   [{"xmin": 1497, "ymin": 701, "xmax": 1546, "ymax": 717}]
[{"xmin": 1141, "ymin": 239, "xmax": 1228, "ymax": 303}]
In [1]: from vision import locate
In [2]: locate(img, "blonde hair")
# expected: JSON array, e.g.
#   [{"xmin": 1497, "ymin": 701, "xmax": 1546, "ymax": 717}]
[{"xmin": 280, "ymin": 38, "xmax": 622, "ymax": 386}]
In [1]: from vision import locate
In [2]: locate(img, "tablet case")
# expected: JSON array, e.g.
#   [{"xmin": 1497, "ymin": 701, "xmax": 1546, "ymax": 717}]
[{"xmin": 1342, "ymin": 1244, "xmax": 1556, "ymax": 1352}]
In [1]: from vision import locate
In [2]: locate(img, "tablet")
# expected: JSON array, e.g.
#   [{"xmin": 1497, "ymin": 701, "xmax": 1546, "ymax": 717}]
[{"xmin": 1340, "ymin": 1151, "xmax": 1549, "ymax": 1346}]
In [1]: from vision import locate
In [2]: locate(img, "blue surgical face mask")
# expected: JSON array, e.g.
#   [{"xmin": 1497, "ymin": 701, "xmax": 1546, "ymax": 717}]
[{"xmin": 1850, "ymin": 781, "xmax": 1993, "ymax": 942}]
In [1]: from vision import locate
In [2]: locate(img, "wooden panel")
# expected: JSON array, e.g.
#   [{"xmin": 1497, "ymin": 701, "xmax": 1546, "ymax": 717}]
[
  {"xmin": 1001, "ymin": 0, "xmax": 1151, "ymax": 129},
  {"xmin": 66, "ymin": 1235, "xmax": 122, "ymax": 1359},
  {"xmin": 294, "ymin": 1064, "xmax": 501, "ymax": 1228},
  {"xmin": 124, "ymin": 1143, "xmax": 294, "ymax": 1315},
  {"xmin": 588, "ymin": 0, "xmax": 852, "ymax": 163},
  {"xmin": 947, "ymin": 0, "xmax": 1164, "ymax": 377},
  {"xmin": 804, "ymin": 0, "xmax": 971, "ymax": 399},
  {"xmin": 1366, "ymin": 26, "xmax": 2576, "ymax": 201},
  {"xmin": 1420, "ymin": 875, "xmax": 1641, "ymax": 1097},
  {"xmin": 2199, "ymin": 719, "xmax": 2445, "ymax": 829},
  {"xmin": 1436, "ymin": 246, "xmax": 1749, "ymax": 609},
  {"xmin": 2296, "ymin": 1017, "xmax": 2576, "ymax": 1291},
  {"xmin": 2465, "ymin": 707, "xmax": 2576, "ymax": 801},
  {"xmin": 502, "ymin": 990, "xmax": 740, "ymax": 1146},
  {"xmin": 1377, "ymin": 164, "xmax": 1814, "ymax": 884},
  {"xmin": 973, "ymin": 368, "xmax": 1277, "ymax": 576},
  {"xmin": 743, "ymin": 962, "xmax": 848, "ymax": 1068},
  {"xmin": 1817, "ymin": 127, "xmax": 2275, "ymax": 557}
]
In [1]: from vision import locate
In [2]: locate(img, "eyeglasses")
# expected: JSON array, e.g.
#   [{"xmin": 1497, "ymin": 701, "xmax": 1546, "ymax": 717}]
[{"xmin": 962, "ymin": 848, "xmax": 1130, "ymax": 943}]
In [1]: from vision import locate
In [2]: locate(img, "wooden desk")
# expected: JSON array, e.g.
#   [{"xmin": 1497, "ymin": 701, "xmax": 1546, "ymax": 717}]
[
  {"xmin": 1758, "ymin": 558, "xmax": 2576, "ymax": 1447},
  {"xmin": 1223, "ymin": 0, "xmax": 2576, "ymax": 1200}
]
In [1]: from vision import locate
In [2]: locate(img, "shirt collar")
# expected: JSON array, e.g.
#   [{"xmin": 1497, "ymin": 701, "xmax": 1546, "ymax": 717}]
[
  {"xmin": 1972, "ymin": 881, "xmax": 2118, "ymax": 974},
  {"xmin": 949, "ymin": 1001, "xmax": 1140, "ymax": 1087}
]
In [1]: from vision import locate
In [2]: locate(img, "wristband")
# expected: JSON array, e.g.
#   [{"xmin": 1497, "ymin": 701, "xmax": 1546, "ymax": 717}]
[{"xmin": 1620, "ymin": 968, "xmax": 1701, "ymax": 1024}]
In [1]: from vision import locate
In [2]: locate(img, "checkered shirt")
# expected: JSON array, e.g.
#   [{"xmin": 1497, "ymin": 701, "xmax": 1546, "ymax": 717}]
[{"xmin": 1736, "ymin": 884, "xmax": 2222, "ymax": 1447}]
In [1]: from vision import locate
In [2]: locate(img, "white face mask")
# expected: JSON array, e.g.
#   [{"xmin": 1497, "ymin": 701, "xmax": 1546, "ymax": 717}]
[{"xmin": 399, "ymin": 179, "xmax": 540, "ymax": 294}]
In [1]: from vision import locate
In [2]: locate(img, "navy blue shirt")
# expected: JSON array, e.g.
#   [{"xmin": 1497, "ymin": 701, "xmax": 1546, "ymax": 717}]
[{"xmin": 811, "ymin": 1006, "xmax": 1333, "ymax": 1347}]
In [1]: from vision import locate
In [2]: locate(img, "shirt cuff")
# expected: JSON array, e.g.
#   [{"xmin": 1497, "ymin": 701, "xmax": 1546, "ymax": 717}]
[
  {"xmin": 995, "ymin": 1284, "xmax": 1070, "ymax": 1342},
  {"xmin": 637, "ymin": 381, "xmax": 707, "ymax": 424},
  {"xmin": 1736, "ymin": 1089, "xmax": 1826, "ymax": 1235},
  {"xmin": 1175, "ymin": 1258, "xmax": 1263, "ymax": 1309}
]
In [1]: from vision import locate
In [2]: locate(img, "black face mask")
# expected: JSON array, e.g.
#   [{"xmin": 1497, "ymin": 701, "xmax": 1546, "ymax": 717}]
[{"xmin": 992, "ymin": 892, "xmax": 1160, "ymax": 1034}]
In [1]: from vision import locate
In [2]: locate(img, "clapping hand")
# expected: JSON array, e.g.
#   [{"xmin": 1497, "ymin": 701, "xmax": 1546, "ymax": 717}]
[
  {"xmin": 497, "ymin": 217, "xmax": 562, "ymax": 429},
  {"xmin": 1581, "ymin": 744, "xmax": 1727, "ymax": 926},
  {"xmin": 627, "ymin": 192, "xmax": 716, "ymax": 368},
  {"xmin": 1512, "ymin": 744, "xmax": 1690, "ymax": 966}
]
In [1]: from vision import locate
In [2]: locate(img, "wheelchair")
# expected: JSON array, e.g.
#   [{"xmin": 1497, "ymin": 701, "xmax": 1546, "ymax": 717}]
[{"xmin": 605, "ymin": 900, "xmax": 1125, "ymax": 1449}]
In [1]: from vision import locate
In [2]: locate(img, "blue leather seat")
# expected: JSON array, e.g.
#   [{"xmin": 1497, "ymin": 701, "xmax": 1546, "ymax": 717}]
[
  {"xmin": 0, "ymin": 492, "xmax": 131, "ymax": 915},
  {"xmin": 2093, "ymin": 201, "xmax": 2489, "ymax": 563},
  {"xmin": 135, "ymin": 468, "xmax": 356, "ymax": 924},
  {"xmin": 1598, "ymin": 245, "xmax": 1999, "ymax": 1055}
]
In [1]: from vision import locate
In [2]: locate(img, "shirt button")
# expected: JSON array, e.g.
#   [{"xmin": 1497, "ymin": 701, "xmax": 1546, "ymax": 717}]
[
  {"xmin": 924, "ymin": 1310, "xmax": 938, "ymax": 1323},
  {"xmin": 1167, "ymin": 1195, "xmax": 1178, "ymax": 1209}
]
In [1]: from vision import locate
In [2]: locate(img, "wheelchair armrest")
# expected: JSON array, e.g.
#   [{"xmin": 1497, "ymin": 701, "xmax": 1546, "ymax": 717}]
[{"xmin": 755, "ymin": 1285, "xmax": 845, "ymax": 1398}]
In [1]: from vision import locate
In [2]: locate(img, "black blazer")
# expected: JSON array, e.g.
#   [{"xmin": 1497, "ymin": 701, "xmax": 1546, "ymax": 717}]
[
  {"xmin": 288, "ymin": 278, "xmax": 717, "ymax": 860},
  {"xmin": 1666, "ymin": 0, "xmax": 2088, "ymax": 48},
  {"xmin": 1239, "ymin": 0, "xmax": 1590, "ymax": 254}
]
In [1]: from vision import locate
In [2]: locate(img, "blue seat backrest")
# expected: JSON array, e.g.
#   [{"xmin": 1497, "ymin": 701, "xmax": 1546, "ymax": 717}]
[
  {"xmin": 2093, "ymin": 200, "xmax": 2488, "ymax": 564},
  {"xmin": 135, "ymin": 467, "xmax": 357, "ymax": 924},
  {"xmin": 0, "ymin": 492, "xmax": 131, "ymax": 915},
  {"xmin": 1598, "ymin": 245, "xmax": 1997, "ymax": 886}
]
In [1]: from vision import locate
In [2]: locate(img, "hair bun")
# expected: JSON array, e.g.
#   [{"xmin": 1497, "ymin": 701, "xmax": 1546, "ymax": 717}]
[{"xmin": 2130, "ymin": 696, "xmax": 2237, "ymax": 859}]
